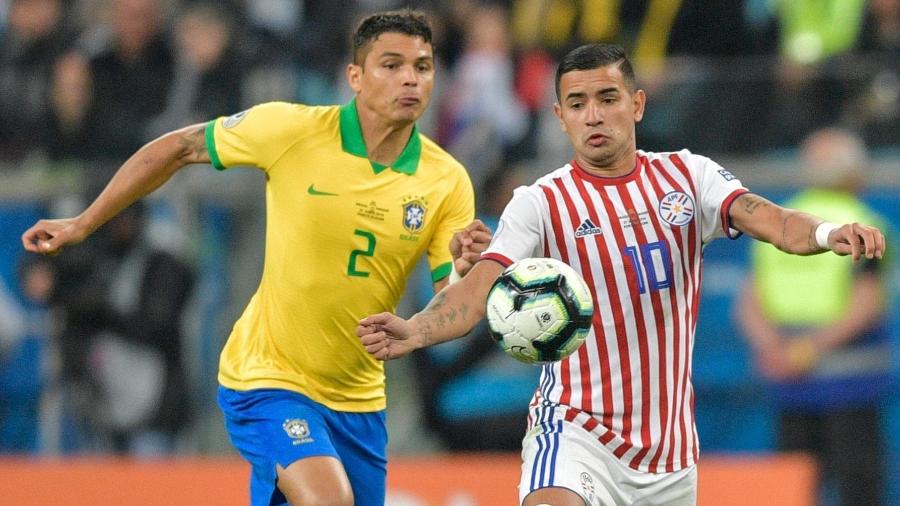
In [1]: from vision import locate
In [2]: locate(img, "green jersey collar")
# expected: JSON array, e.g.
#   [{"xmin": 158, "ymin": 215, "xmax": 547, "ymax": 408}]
[{"xmin": 339, "ymin": 98, "xmax": 421, "ymax": 175}]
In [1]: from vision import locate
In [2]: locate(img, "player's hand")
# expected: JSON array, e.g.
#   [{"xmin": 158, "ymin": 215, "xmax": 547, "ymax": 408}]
[
  {"xmin": 827, "ymin": 222, "xmax": 885, "ymax": 262},
  {"xmin": 357, "ymin": 312, "xmax": 420, "ymax": 361},
  {"xmin": 21, "ymin": 217, "xmax": 89, "ymax": 256},
  {"xmin": 752, "ymin": 342, "xmax": 794, "ymax": 380},
  {"xmin": 450, "ymin": 219, "xmax": 492, "ymax": 277}
]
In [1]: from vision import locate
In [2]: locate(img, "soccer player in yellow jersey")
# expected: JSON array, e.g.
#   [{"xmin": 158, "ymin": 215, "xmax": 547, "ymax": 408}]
[{"xmin": 22, "ymin": 10, "xmax": 490, "ymax": 506}]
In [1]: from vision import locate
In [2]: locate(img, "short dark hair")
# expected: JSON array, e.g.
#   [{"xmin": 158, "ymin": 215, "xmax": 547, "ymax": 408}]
[
  {"xmin": 352, "ymin": 9, "xmax": 433, "ymax": 65},
  {"xmin": 555, "ymin": 43, "xmax": 636, "ymax": 100}
]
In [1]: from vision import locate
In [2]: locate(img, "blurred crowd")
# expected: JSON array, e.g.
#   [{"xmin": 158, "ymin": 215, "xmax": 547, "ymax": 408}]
[
  {"xmin": 0, "ymin": 0, "xmax": 898, "ymax": 188},
  {"xmin": 0, "ymin": 0, "xmax": 899, "ymax": 465}
]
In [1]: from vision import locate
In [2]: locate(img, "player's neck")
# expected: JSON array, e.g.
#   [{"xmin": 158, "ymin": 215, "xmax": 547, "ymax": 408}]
[
  {"xmin": 575, "ymin": 150, "xmax": 636, "ymax": 178},
  {"xmin": 356, "ymin": 107, "xmax": 416, "ymax": 167}
]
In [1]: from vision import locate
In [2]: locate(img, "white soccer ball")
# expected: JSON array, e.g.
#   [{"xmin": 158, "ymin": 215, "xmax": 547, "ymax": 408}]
[{"xmin": 485, "ymin": 257, "xmax": 593, "ymax": 365}]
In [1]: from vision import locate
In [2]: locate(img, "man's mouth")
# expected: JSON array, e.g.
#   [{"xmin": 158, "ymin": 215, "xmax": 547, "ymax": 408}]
[
  {"xmin": 398, "ymin": 96, "xmax": 420, "ymax": 106},
  {"xmin": 587, "ymin": 133, "xmax": 608, "ymax": 146}
]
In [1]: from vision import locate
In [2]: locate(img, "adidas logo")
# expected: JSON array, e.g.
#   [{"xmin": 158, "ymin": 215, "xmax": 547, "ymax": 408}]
[{"xmin": 575, "ymin": 218, "xmax": 603, "ymax": 238}]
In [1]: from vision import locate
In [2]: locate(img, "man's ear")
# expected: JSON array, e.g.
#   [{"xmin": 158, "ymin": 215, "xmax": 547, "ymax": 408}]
[
  {"xmin": 347, "ymin": 63, "xmax": 362, "ymax": 93},
  {"xmin": 553, "ymin": 102, "xmax": 567, "ymax": 133},
  {"xmin": 633, "ymin": 89, "xmax": 646, "ymax": 123}
]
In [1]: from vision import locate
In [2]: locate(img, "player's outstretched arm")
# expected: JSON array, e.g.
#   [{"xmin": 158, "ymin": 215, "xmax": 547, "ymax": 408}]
[
  {"xmin": 358, "ymin": 260, "xmax": 505, "ymax": 360},
  {"xmin": 22, "ymin": 123, "xmax": 212, "ymax": 255},
  {"xmin": 729, "ymin": 193, "xmax": 886, "ymax": 261}
]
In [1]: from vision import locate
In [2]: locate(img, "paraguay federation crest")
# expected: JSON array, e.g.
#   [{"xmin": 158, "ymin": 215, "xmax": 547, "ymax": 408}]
[
  {"xmin": 658, "ymin": 191, "xmax": 695, "ymax": 227},
  {"xmin": 401, "ymin": 196, "xmax": 428, "ymax": 235}
]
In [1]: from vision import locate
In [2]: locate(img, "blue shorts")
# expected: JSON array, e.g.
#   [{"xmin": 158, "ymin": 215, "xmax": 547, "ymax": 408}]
[{"xmin": 217, "ymin": 386, "xmax": 387, "ymax": 506}]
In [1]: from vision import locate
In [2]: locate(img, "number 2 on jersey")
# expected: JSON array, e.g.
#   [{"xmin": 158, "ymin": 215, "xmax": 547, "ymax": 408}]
[
  {"xmin": 623, "ymin": 240, "xmax": 673, "ymax": 294},
  {"xmin": 348, "ymin": 229, "xmax": 376, "ymax": 277}
]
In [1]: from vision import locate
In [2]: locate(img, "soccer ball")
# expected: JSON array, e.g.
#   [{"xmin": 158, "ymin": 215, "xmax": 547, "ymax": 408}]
[{"xmin": 485, "ymin": 257, "xmax": 593, "ymax": 365}]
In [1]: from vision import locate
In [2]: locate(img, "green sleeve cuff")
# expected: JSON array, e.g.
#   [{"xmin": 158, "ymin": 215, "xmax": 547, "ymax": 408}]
[
  {"xmin": 205, "ymin": 120, "xmax": 225, "ymax": 170},
  {"xmin": 431, "ymin": 262, "xmax": 453, "ymax": 282}
]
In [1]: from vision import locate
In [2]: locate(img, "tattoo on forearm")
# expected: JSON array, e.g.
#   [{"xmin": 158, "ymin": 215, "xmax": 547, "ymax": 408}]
[
  {"xmin": 781, "ymin": 212, "xmax": 818, "ymax": 252},
  {"xmin": 781, "ymin": 213, "xmax": 793, "ymax": 250},
  {"xmin": 420, "ymin": 291, "xmax": 471, "ymax": 344},
  {"xmin": 420, "ymin": 321, "xmax": 433, "ymax": 347},
  {"xmin": 741, "ymin": 194, "xmax": 770, "ymax": 215}
]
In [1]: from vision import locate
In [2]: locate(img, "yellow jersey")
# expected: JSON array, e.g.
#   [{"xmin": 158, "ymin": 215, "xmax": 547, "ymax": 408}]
[{"xmin": 205, "ymin": 100, "xmax": 475, "ymax": 411}]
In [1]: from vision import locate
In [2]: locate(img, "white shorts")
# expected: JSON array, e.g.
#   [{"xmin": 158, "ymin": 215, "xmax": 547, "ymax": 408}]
[{"xmin": 519, "ymin": 415, "xmax": 697, "ymax": 506}]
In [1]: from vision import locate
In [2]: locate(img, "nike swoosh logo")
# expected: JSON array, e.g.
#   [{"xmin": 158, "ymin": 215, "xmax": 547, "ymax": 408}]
[{"xmin": 308, "ymin": 184, "xmax": 339, "ymax": 196}]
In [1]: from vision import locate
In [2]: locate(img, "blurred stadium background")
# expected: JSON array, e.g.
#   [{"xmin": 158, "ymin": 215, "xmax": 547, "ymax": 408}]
[{"xmin": 0, "ymin": 0, "xmax": 897, "ymax": 504}]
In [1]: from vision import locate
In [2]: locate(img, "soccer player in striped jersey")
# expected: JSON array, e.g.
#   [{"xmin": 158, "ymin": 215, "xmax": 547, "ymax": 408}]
[
  {"xmin": 22, "ymin": 10, "xmax": 490, "ymax": 506},
  {"xmin": 358, "ymin": 43, "xmax": 886, "ymax": 506}
]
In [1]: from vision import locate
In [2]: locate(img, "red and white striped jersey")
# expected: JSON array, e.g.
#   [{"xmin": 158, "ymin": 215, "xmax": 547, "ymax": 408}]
[{"xmin": 482, "ymin": 149, "xmax": 748, "ymax": 473}]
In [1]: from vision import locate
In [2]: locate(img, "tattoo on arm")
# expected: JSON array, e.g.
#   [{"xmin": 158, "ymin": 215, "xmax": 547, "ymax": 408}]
[
  {"xmin": 782, "ymin": 212, "xmax": 820, "ymax": 252},
  {"xmin": 419, "ymin": 291, "xmax": 471, "ymax": 346},
  {"xmin": 807, "ymin": 220, "xmax": 821, "ymax": 251},
  {"xmin": 177, "ymin": 126, "xmax": 208, "ymax": 159},
  {"xmin": 741, "ymin": 194, "xmax": 770, "ymax": 215},
  {"xmin": 781, "ymin": 212, "xmax": 794, "ymax": 250},
  {"xmin": 419, "ymin": 320, "xmax": 434, "ymax": 348}
]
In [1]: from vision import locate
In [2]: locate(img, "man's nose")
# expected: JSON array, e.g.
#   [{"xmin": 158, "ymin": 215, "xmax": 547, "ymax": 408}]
[
  {"xmin": 585, "ymin": 101, "xmax": 603, "ymax": 125},
  {"xmin": 401, "ymin": 65, "xmax": 418, "ymax": 86}
]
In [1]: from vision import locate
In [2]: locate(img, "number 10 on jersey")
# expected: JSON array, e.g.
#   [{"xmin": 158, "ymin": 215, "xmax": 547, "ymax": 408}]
[{"xmin": 623, "ymin": 240, "xmax": 673, "ymax": 294}]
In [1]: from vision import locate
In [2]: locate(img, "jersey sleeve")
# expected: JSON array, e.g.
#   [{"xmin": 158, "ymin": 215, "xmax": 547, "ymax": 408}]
[
  {"xmin": 688, "ymin": 151, "xmax": 749, "ymax": 243},
  {"xmin": 427, "ymin": 166, "xmax": 476, "ymax": 282},
  {"xmin": 204, "ymin": 102, "xmax": 300, "ymax": 172},
  {"xmin": 482, "ymin": 186, "xmax": 545, "ymax": 266}
]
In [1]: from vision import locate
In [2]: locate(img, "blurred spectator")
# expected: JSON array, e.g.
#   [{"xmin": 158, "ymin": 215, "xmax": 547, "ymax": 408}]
[
  {"xmin": 53, "ymin": 201, "xmax": 194, "ymax": 456},
  {"xmin": 145, "ymin": 2, "xmax": 243, "ymax": 137},
  {"xmin": 438, "ymin": 3, "xmax": 527, "ymax": 194},
  {"xmin": 516, "ymin": 0, "xmax": 767, "ymax": 159},
  {"xmin": 737, "ymin": 128, "xmax": 891, "ymax": 506},
  {"xmin": 773, "ymin": 0, "xmax": 867, "ymax": 66},
  {"xmin": 0, "ymin": 0, "xmax": 76, "ymax": 163},
  {"xmin": 844, "ymin": 0, "xmax": 900, "ymax": 146},
  {"xmin": 71, "ymin": 0, "xmax": 175, "ymax": 166},
  {"xmin": 858, "ymin": 0, "xmax": 900, "ymax": 53},
  {"xmin": 635, "ymin": 0, "xmax": 773, "ymax": 153},
  {"xmin": 0, "ymin": 255, "xmax": 55, "ymax": 453},
  {"xmin": 510, "ymin": 0, "xmax": 753, "ymax": 66},
  {"xmin": 412, "ymin": 165, "xmax": 538, "ymax": 451},
  {"xmin": 667, "ymin": 0, "xmax": 770, "ymax": 57},
  {"xmin": 43, "ymin": 51, "xmax": 94, "ymax": 163},
  {"xmin": 762, "ymin": 0, "xmax": 870, "ymax": 148},
  {"xmin": 235, "ymin": 0, "xmax": 355, "ymax": 107},
  {"xmin": 510, "ymin": 0, "xmax": 623, "ymax": 58}
]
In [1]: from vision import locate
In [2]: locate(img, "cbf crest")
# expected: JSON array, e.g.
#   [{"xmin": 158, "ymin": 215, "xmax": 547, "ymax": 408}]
[
  {"xmin": 659, "ymin": 191, "xmax": 695, "ymax": 227},
  {"xmin": 401, "ymin": 195, "xmax": 428, "ymax": 236},
  {"xmin": 283, "ymin": 418, "xmax": 313, "ymax": 445}
]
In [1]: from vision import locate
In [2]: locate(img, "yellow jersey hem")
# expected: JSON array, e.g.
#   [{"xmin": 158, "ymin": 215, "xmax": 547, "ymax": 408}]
[{"xmin": 217, "ymin": 376, "xmax": 387, "ymax": 413}]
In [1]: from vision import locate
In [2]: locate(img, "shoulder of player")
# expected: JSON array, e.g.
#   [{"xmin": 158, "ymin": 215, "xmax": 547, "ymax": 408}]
[
  {"xmin": 513, "ymin": 169, "xmax": 562, "ymax": 202},
  {"xmin": 531, "ymin": 163, "xmax": 578, "ymax": 189},
  {"xmin": 638, "ymin": 147, "xmax": 705, "ymax": 163},
  {"xmin": 417, "ymin": 133, "xmax": 467, "ymax": 175},
  {"xmin": 639, "ymin": 147, "xmax": 727, "ymax": 174},
  {"xmin": 242, "ymin": 101, "xmax": 340, "ymax": 130}
]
